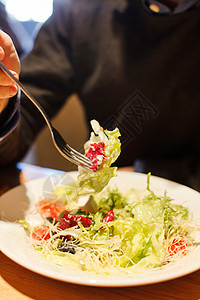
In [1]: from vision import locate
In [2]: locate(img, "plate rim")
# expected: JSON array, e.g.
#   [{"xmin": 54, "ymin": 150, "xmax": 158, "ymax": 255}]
[{"xmin": 1, "ymin": 171, "xmax": 200, "ymax": 287}]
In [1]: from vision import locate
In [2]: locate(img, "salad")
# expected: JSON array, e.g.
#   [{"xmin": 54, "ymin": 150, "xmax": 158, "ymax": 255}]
[
  {"xmin": 21, "ymin": 120, "xmax": 198, "ymax": 275},
  {"xmin": 54, "ymin": 119, "xmax": 121, "ymax": 198}
]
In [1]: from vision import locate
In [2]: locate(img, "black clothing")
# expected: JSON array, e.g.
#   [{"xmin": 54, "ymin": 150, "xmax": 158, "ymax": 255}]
[{"xmin": 0, "ymin": 0, "xmax": 200, "ymax": 190}]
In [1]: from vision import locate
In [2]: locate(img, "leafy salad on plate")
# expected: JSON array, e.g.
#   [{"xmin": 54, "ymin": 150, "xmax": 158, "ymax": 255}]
[{"xmin": 21, "ymin": 120, "xmax": 199, "ymax": 275}]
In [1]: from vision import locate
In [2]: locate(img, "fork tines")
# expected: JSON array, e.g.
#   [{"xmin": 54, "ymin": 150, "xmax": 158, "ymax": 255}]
[
  {"xmin": 52, "ymin": 127, "xmax": 93, "ymax": 170},
  {"xmin": 63, "ymin": 144, "xmax": 92, "ymax": 170}
]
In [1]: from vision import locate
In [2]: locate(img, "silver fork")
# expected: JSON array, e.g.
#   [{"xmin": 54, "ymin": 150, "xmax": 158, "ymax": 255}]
[{"xmin": 0, "ymin": 61, "xmax": 93, "ymax": 170}]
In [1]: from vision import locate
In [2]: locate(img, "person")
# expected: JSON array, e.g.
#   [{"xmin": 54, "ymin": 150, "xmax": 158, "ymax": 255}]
[{"xmin": 0, "ymin": 0, "xmax": 200, "ymax": 191}]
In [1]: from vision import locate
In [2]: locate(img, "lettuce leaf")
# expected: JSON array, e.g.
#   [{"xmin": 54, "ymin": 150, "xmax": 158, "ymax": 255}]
[{"xmin": 76, "ymin": 120, "xmax": 121, "ymax": 196}]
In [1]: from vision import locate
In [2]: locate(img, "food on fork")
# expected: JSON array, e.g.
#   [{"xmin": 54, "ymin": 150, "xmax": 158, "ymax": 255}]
[{"xmin": 58, "ymin": 119, "xmax": 121, "ymax": 197}]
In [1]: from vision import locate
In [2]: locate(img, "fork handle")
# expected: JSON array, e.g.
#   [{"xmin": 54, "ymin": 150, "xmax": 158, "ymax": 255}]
[{"xmin": 0, "ymin": 61, "xmax": 53, "ymax": 132}]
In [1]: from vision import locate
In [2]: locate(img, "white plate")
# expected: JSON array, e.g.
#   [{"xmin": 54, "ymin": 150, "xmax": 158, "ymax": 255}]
[{"xmin": 1, "ymin": 171, "xmax": 200, "ymax": 287}]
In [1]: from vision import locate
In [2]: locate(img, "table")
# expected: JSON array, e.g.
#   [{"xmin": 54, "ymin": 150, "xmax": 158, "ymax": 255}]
[{"xmin": 1, "ymin": 163, "xmax": 200, "ymax": 300}]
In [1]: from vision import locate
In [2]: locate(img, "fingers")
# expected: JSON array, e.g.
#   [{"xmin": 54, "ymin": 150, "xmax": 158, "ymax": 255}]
[
  {"xmin": 0, "ymin": 80, "xmax": 18, "ymax": 113},
  {"xmin": 0, "ymin": 29, "xmax": 20, "ymax": 74},
  {"xmin": 0, "ymin": 45, "xmax": 5, "ymax": 61},
  {"xmin": 0, "ymin": 84, "xmax": 18, "ymax": 99},
  {"xmin": 0, "ymin": 30, "xmax": 20, "ymax": 108},
  {"xmin": 0, "ymin": 69, "xmax": 18, "ymax": 85},
  {"xmin": 0, "ymin": 69, "xmax": 18, "ymax": 98}
]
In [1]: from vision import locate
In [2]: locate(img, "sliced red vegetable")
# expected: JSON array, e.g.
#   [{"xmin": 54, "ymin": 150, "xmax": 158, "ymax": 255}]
[
  {"xmin": 58, "ymin": 217, "xmax": 71, "ymax": 230},
  {"xmin": 32, "ymin": 225, "xmax": 50, "ymax": 241},
  {"xmin": 103, "ymin": 209, "xmax": 114, "ymax": 223},
  {"xmin": 58, "ymin": 212, "xmax": 92, "ymax": 230},
  {"xmin": 85, "ymin": 142, "xmax": 107, "ymax": 170},
  {"xmin": 168, "ymin": 237, "xmax": 188, "ymax": 256}
]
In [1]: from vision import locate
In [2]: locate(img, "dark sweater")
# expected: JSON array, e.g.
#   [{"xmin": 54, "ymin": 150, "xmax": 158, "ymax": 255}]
[{"xmin": 0, "ymin": 0, "xmax": 200, "ymax": 189}]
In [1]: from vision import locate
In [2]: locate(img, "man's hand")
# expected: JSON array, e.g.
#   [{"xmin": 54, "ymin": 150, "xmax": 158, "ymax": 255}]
[{"xmin": 0, "ymin": 30, "xmax": 20, "ymax": 114}]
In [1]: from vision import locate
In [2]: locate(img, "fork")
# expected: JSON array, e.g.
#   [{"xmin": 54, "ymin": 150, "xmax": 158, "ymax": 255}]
[{"xmin": 0, "ymin": 61, "xmax": 93, "ymax": 170}]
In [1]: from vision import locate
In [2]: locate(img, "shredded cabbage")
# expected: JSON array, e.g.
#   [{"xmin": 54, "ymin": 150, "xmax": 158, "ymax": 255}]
[{"xmin": 23, "ymin": 173, "xmax": 197, "ymax": 275}]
